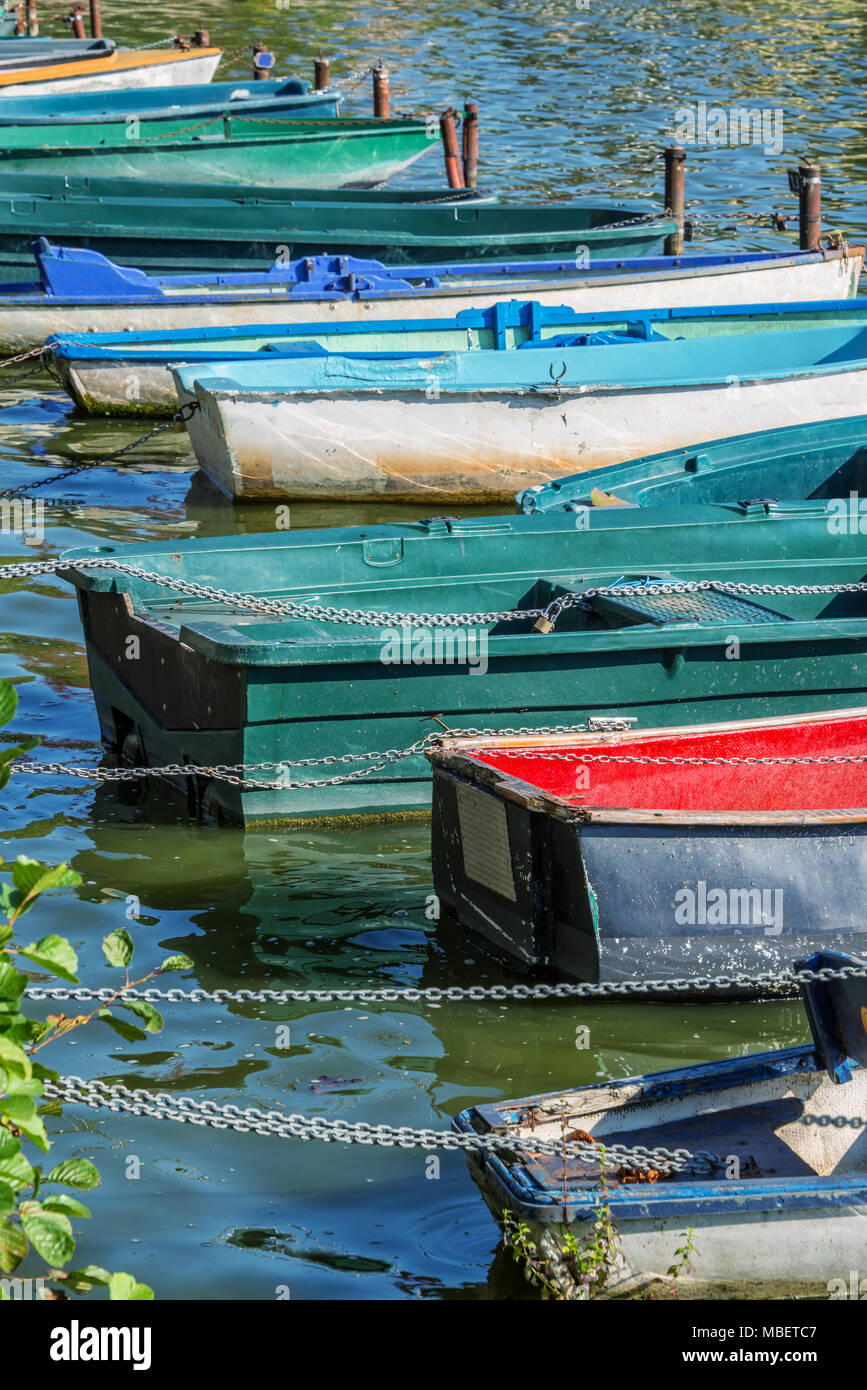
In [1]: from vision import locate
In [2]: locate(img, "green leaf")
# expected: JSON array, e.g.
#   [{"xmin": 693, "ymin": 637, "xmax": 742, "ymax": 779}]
[
  {"xmin": 46, "ymin": 1158, "xmax": 100, "ymax": 1191},
  {"xmin": 96, "ymin": 1009, "xmax": 146, "ymax": 1043},
  {"xmin": 0, "ymin": 1094, "xmax": 35, "ymax": 1122},
  {"xmin": 0, "ymin": 1129, "xmax": 21, "ymax": 1160},
  {"xmin": 158, "ymin": 954, "xmax": 194, "ymax": 973},
  {"xmin": 108, "ymin": 1271, "xmax": 154, "ymax": 1301},
  {"xmin": 41, "ymin": 1194, "xmax": 91, "ymax": 1220},
  {"xmin": 0, "ymin": 1180, "xmax": 15, "ymax": 1218},
  {"xmin": 13, "ymin": 1111, "xmax": 48, "ymax": 1152},
  {"xmin": 62, "ymin": 1264, "xmax": 111, "ymax": 1294},
  {"xmin": 118, "ymin": 999, "xmax": 163, "ymax": 1034},
  {"xmin": 0, "ymin": 682, "xmax": 16, "ymax": 730},
  {"xmin": 0, "ymin": 961, "xmax": 26, "ymax": 1003},
  {"xmin": 0, "ymin": 1151, "xmax": 35, "ymax": 1193},
  {"xmin": 0, "ymin": 1035, "xmax": 31, "ymax": 1080},
  {"xmin": 0, "ymin": 1217, "xmax": 26, "ymax": 1273},
  {"xmin": 18, "ymin": 935, "xmax": 78, "ymax": 985},
  {"xmin": 101, "ymin": 929, "xmax": 134, "ymax": 969},
  {"xmin": 21, "ymin": 1209, "xmax": 75, "ymax": 1266}
]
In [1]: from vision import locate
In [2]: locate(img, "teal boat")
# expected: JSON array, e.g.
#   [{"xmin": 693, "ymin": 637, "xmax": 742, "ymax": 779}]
[
  {"xmin": 0, "ymin": 115, "xmax": 436, "ymax": 189},
  {"xmin": 0, "ymin": 77, "xmax": 339, "ymax": 122},
  {"xmin": 0, "ymin": 175, "xmax": 674, "ymax": 279},
  {"xmin": 60, "ymin": 501, "xmax": 867, "ymax": 824},
  {"xmin": 516, "ymin": 415, "xmax": 867, "ymax": 512}
]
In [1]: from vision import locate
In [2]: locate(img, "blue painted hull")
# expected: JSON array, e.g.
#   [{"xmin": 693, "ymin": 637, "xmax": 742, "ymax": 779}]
[{"xmin": 0, "ymin": 77, "xmax": 336, "ymax": 123}]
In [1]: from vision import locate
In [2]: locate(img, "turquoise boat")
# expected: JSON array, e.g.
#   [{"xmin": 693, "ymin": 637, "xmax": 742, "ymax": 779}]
[
  {"xmin": 165, "ymin": 298, "xmax": 867, "ymax": 500},
  {"xmin": 0, "ymin": 174, "xmax": 674, "ymax": 281},
  {"xmin": 516, "ymin": 414, "xmax": 867, "ymax": 512},
  {"xmin": 0, "ymin": 114, "xmax": 436, "ymax": 189},
  {"xmin": 59, "ymin": 501, "xmax": 867, "ymax": 824},
  {"xmin": 0, "ymin": 77, "xmax": 339, "ymax": 122}
]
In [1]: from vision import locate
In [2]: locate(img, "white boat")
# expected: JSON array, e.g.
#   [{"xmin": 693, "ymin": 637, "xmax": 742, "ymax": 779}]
[
  {"xmin": 0, "ymin": 45, "xmax": 222, "ymax": 97},
  {"xmin": 171, "ymin": 297, "xmax": 867, "ymax": 502},
  {"xmin": 30, "ymin": 244, "xmax": 863, "ymax": 413},
  {"xmin": 455, "ymin": 951, "xmax": 867, "ymax": 1299}
]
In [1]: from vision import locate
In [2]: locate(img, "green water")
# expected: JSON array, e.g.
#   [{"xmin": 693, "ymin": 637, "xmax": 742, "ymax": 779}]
[{"xmin": 1, "ymin": 0, "xmax": 861, "ymax": 1299}]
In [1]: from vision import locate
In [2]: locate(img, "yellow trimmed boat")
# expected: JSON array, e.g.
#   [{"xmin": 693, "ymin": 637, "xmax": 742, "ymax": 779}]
[{"xmin": 0, "ymin": 45, "xmax": 222, "ymax": 95}]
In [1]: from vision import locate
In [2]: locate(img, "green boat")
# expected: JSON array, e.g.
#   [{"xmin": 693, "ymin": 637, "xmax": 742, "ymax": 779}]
[
  {"xmin": 0, "ymin": 115, "xmax": 437, "ymax": 189},
  {"xmin": 0, "ymin": 173, "xmax": 675, "ymax": 279},
  {"xmin": 60, "ymin": 500, "xmax": 867, "ymax": 825}
]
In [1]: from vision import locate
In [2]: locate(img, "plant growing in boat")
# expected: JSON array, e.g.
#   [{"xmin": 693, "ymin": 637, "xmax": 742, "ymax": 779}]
[{"xmin": 0, "ymin": 678, "xmax": 192, "ymax": 1299}]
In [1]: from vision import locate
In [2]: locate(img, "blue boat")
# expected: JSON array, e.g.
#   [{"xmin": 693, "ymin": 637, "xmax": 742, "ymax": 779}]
[
  {"xmin": 1, "ymin": 236, "xmax": 859, "ymax": 354},
  {"xmin": 0, "ymin": 76, "xmax": 338, "ymax": 124},
  {"xmin": 162, "ymin": 297, "xmax": 867, "ymax": 501},
  {"xmin": 516, "ymin": 414, "xmax": 867, "ymax": 512},
  {"xmin": 454, "ymin": 951, "xmax": 867, "ymax": 1299}
]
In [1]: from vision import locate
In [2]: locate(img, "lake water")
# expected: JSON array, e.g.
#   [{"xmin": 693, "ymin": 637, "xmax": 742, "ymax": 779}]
[{"xmin": 1, "ymin": 0, "xmax": 860, "ymax": 1299}]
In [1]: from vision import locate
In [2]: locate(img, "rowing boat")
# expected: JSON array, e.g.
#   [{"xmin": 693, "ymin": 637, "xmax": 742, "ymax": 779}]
[
  {"xmin": 454, "ymin": 951, "xmax": 867, "ymax": 1298},
  {"xmin": 0, "ymin": 39, "xmax": 116, "ymax": 66},
  {"xmin": 0, "ymin": 176, "xmax": 673, "ymax": 281},
  {"xmin": 169, "ymin": 298, "xmax": 867, "ymax": 501},
  {"xmin": 38, "ymin": 246, "xmax": 864, "ymax": 414},
  {"xmin": 0, "ymin": 44, "xmax": 222, "ymax": 95},
  {"xmin": 0, "ymin": 115, "xmax": 436, "ymax": 188},
  {"xmin": 0, "ymin": 77, "xmax": 340, "ymax": 124},
  {"xmin": 59, "ymin": 501, "xmax": 867, "ymax": 824},
  {"xmin": 11, "ymin": 241, "xmax": 861, "ymax": 360},
  {"xmin": 516, "ymin": 414, "xmax": 867, "ymax": 512},
  {"xmin": 427, "ymin": 710, "xmax": 867, "ymax": 988}
]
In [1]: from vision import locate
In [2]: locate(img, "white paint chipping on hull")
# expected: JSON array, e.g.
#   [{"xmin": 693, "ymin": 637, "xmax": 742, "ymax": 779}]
[
  {"xmin": 183, "ymin": 365, "xmax": 867, "ymax": 501},
  {"xmin": 0, "ymin": 51, "xmax": 222, "ymax": 96},
  {"xmin": 21, "ymin": 248, "xmax": 863, "ymax": 370}
]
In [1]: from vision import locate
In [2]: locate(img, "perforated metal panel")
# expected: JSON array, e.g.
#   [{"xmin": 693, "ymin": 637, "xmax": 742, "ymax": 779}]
[{"xmin": 593, "ymin": 585, "xmax": 790, "ymax": 628}]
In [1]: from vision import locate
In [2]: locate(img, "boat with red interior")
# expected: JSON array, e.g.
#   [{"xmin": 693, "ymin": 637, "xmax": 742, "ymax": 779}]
[{"xmin": 427, "ymin": 707, "xmax": 867, "ymax": 994}]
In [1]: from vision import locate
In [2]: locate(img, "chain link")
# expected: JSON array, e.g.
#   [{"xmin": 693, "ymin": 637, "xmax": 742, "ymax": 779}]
[
  {"xmin": 0, "ymin": 414, "xmax": 188, "ymax": 501},
  {"xmin": 40, "ymin": 1075, "xmax": 721, "ymax": 1173},
  {"xmin": 4, "ymin": 559, "xmax": 866, "ymax": 631},
  {"xmin": 24, "ymin": 962, "xmax": 867, "ymax": 1006}
]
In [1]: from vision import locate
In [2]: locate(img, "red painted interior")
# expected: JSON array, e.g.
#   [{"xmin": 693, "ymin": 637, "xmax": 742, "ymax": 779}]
[{"xmin": 470, "ymin": 714, "xmax": 867, "ymax": 812}]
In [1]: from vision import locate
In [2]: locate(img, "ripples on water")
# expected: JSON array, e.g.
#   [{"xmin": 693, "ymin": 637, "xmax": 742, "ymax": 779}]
[{"xmin": 0, "ymin": 0, "xmax": 852, "ymax": 1297}]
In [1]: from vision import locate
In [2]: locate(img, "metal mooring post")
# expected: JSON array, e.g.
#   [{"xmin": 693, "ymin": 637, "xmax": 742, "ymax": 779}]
[
  {"xmin": 314, "ymin": 53, "xmax": 331, "ymax": 90},
  {"xmin": 793, "ymin": 162, "xmax": 821, "ymax": 249},
  {"xmin": 88, "ymin": 0, "xmax": 101, "ymax": 38},
  {"xmin": 26, "ymin": 2, "xmax": 38, "ymax": 36},
  {"xmin": 440, "ymin": 110, "xmax": 465, "ymax": 189},
  {"xmin": 69, "ymin": 3, "xmax": 85, "ymax": 37},
  {"xmin": 462, "ymin": 101, "xmax": 479, "ymax": 189},
  {"xmin": 14, "ymin": 6, "xmax": 26, "ymax": 35},
  {"xmin": 194, "ymin": 29, "xmax": 210, "ymax": 48},
  {"xmin": 373, "ymin": 63, "xmax": 390, "ymax": 118},
  {"xmin": 663, "ymin": 145, "xmax": 686, "ymax": 255},
  {"xmin": 252, "ymin": 41, "xmax": 273, "ymax": 80}
]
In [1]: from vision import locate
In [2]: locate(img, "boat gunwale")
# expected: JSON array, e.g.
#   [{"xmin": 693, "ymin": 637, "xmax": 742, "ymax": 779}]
[{"xmin": 427, "ymin": 704, "xmax": 867, "ymax": 826}]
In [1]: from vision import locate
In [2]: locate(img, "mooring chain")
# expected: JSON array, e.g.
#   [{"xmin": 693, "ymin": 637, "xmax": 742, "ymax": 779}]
[
  {"xmin": 0, "ymin": 406, "xmax": 198, "ymax": 500},
  {"xmin": 23, "ymin": 963, "xmax": 867, "ymax": 1007},
  {"xmin": 3, "ymin": 559, "xmax": 867, "ymax": 631},
  {"xmin": 8, "ymin": 724, "xmax": 605, "ymax": 791},
  {"xmin": 40, "ymin": 1076, "xmax": 721, "ymax": 1174},
  {"xmin": 495, "ymin": 750, "xmax": 867, "ymax": 767}
]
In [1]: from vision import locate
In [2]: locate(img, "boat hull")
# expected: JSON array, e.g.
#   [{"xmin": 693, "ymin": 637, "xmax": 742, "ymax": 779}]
[
  {"xmin": 0, "ymin": 49, "xmax": 223, "ymax": 95},
  {"xmin": 45, "ymin": 249, "xmax": 863, "ymax": 415},
  {"xmin": 0, "ymin": 120, "xmax": 435, "ymax": 189},
  {"xmin": 60, "ymin": 505, "xmax": 867, "ymax": 824},
  {"xmin": 455, "ymin": 1039, "xmax": 867, "ymax": 1297},
  {"xmin": 177, "ymin": 362, "xmax": 867, "ymax": 501}
]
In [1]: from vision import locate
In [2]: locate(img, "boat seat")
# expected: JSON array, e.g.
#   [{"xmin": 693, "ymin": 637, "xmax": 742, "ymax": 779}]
[
  {"xmin": 519, "ymin": 323, "xmax": 666, "ymax": 349},
  {"xmin": 590, "ymin": 581, "xmax": 791, "ymax": 628}
]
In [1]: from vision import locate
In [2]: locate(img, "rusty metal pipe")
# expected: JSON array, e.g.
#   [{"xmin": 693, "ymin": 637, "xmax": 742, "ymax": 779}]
[
  {"xmin": 314, "ymin": 54, "xmax": 331, "ymax": 90},
  {"xmin": 663, "ymin": 144, "xmax": 686, "ymax": 256},
  {"xmin": 798, "ymin": 162, "xmax": 821, "ymax": 250},
  {"xmin": 373, "ymin": 63, "xmax": 390, "ymax": 118},
  {"xmin": 194, "ymin": 29, "xmax": 210, "ymax": 48},
  {"xmin": 14, "ymin": 7, "xmax": 25, "ymax": 36},
  {"xmin": 440, "ymin": 110, "xmax": 465, "ymax": 190},
  {"xmin": 252, "ymin": 41, "xmax": 272, "ymax": 81},
  {"xmin": 88, "ymin": 0, "xmax": 101, "ymax": 38},
  {"xmin": 70, "ymin": 4, "xmax": 86, "ymax": 38},
  {"xmin": 462, "ymin": 101, "xmax": 478, "ymax": 189}
]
